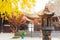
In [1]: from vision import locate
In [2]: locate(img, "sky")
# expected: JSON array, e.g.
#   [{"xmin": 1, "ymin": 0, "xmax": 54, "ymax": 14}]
[{"xmin": 31, "ymin": 0, "xmax": 49, "ymax": 14}]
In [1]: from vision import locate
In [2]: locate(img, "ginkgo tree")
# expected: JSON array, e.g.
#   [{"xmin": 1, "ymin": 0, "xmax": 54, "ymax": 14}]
[
  {"xmin": 0, "ymin": 0, "xmax": 36, "ymax": 17},
  {"xmin": 0, "ymin": 0, "xmax": 36, "ymax": 34}
]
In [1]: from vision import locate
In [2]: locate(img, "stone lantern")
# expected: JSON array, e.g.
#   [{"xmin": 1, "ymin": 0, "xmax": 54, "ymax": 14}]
[{"xmin": 39, "ymin": 13, "xmax": 54, "ymax": 40}]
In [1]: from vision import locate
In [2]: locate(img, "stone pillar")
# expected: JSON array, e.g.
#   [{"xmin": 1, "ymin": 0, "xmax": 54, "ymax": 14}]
[{"xmin": 41, "ymin": 15, "xmax": 54, "ymax": 40}]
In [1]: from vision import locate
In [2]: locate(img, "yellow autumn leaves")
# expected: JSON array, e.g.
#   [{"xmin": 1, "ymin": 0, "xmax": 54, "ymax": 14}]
[
  {"xmin": 0, "ymin": 0, "xmax": 36, "ymax": 14},
  {"xmin": 19, "ymin": 0, "xmax": 36, "ymax": 14},
  {"xmin": 0, "ymin": 0, "xmax": 36, "ymax": 20},
  {"xmin": 20, "ymin": 0, "xmax": 36, "ymax": 8},
  {"xmin": 0, "ymin": 0, "xmax": 12, "ymax": 14}
]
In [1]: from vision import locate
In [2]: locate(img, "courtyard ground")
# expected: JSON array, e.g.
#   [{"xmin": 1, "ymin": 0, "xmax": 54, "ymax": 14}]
[{"xmin": 0, "ymin": 31, "xmax": 60, "ymax": 40}]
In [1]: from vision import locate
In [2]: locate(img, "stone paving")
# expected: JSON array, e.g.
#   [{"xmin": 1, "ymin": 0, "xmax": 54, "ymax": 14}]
[{"xmin": 0, "ymin": 31, "xmax": 60, "ymax": 40}]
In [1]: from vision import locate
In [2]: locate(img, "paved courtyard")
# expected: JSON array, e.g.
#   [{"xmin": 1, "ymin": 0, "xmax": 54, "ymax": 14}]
[
  {"xmin": 0, "ymin": 31, "xmax": 60, "ymax": 40},
  {"xmin": 0, "ymin": 33, "xmax": 42, "ymax": 40}
]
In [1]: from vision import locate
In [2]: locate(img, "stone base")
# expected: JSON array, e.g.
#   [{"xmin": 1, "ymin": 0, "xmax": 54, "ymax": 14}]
[{"xmin": 42, "ymin": 30, "xmax": 51, "ymax": 40}]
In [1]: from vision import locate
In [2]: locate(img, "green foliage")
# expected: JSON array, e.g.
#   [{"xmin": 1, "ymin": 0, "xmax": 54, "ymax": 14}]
[{"xmin": 20, "ymin": 31, "xmax": 26, "ymax": 36}]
